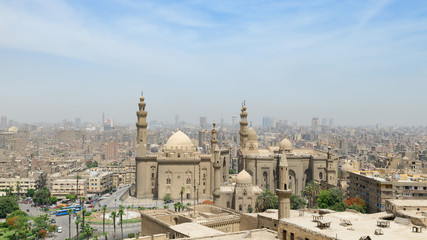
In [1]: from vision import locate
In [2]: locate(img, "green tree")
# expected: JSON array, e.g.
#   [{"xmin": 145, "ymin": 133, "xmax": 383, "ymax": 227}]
[
  {"xmin": 229, "ymin": 169, "xmax": 236, "ymax": 174},
  {"xmin": 102, "ymin": 206, "xmax": 108, "ymax": 236},
  {"xmin": 290, "ymin": 194, "xmax": 307, "ymax": 210},
  {"xmin": 75, "ymin": 219, "xmax": 81, "ymax": 240},
  {"xmin": 118, "ymin": 205, "xmax": 125, "ymax": 240},
  {"xmin": 163, "ymin": 193, "xmax": 171, "ymax": 203},
  {"xmin": 83, "ymin": 224, "xmax": 94, "ymax": 240},
  {"xmin": 26, "ymin": 188, "xmax": 35, "ymax": 198},
  {"xmin": 66, "ymin": 194, "xmax": 77, "ymax": 201},
  {"xmin": 255, "ymin": 189, "xmax": 278, "ymax": 212},
  {"xmin": 48, "ymin": 196, "xmax": 58, "ymax": 205},
  {"xmin": 330, "ymin": 201, "xmax": 347, "ymax": 212},
  {"xmin": 301, "ymin": 181, "xmax": 321, "ymax": 208},
  {"xmin": 16, "ymin": 181, "xmax": 21, "ymax": 197},
  {"xmin": 68, "ymin": 209, "xmax": 73, "ymax": 240},
  {"xmin": 180, "ymin": 186, "xmax": 185, "ymax": 204},
  {"xmin": 76, "ymin": 175, "xmax": 82, "ymax": 196},
  {"xmin": 348, "ymin": 204, "xmax": 365, "ymax": 213},
  {"xmin": 0, "ymin": 196, "xmax": 19, "ymax": 218},
  {"xmin": 35, "ymin": 172, "xmax": 47, "ymax": 190},
  {"xmin": 33, "ymin": 187, "xmax": 51, "ymax": 206},
  {"xmin": 110, "ymin": 211, "xmax": 117, "ymax": 240},
  {"xmin": 317, "ymin": 187, "xmax": 344, "ymax": 209}
]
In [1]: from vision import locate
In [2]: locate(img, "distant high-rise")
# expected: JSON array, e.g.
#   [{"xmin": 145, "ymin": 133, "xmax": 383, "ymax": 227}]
[
  {"xmin": 102, "ymin": 112, "xmax": 105, "ymax": 125},
  {"xmin": 311, "ymin": 117, "xmax": 319, "ymax": 127},
  {"xmin": 175, "ymin": 115, "xmax": 179, "ymax": 128},
  {"xmin": 1, "ymin": 116, "xmax": 7, "ymax": 130},
  {"xmin": 104, "ymin": 141, "xmax": 118, "ymax": 161},
  {"xmin": 262, "ymin": 116, "xmax": 274, "ymax": 128},
  {"xmin": 231, "ymin": 116, "xmax": 238, "ymax": 128},
  {"xmin": 75, "ymin": 117, "xmax": 81, "ymax": 129},
  {"xmin": 329, "ymin": 118, "xmax": 334, "ymax": 128},
  {"xmin": 321, "ymin": 118, "xmax": 328, "ymax": 126},
  {"xmin": 200, "ymin": 116, "xmax": 207, "ymax": 128}
]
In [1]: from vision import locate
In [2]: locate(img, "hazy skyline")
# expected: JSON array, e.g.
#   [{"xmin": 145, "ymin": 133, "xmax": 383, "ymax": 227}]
[{"xmin": 1, "ymin": 0, "xmax": 426, "ymax": 126}]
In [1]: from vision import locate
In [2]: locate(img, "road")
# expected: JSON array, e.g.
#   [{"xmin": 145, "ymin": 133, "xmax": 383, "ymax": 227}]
[{"xmin": 19, "ymin": 185, "xmax": 134, "ymax": 240}]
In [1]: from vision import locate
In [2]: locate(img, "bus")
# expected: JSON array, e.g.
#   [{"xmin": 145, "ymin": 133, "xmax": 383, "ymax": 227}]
[{"xmin": 62, "ymin": 205, "xmax": 82, "ymax": 211}]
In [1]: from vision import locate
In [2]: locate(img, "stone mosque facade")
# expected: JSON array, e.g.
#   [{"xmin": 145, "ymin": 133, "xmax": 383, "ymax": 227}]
[{"xmin": 134, "ymin": 95, "xmax": 338, "ymax": 210}]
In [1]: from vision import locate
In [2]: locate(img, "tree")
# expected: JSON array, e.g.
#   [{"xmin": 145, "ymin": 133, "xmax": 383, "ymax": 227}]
[
  {"xmin": 330, "ymin": 202, "xmax": 347, "ymax": 212},
  {"xmin": 66, "ymin": 194, "xmax": 77, "ymax": 201},
  {"xmin": 180, "ymin": 186, "xmax": 185, "ymax": 204},
  {"xmin": 76, "ymin": 175, "xmax": 82, "ymax": 196},
  {"xmin": 16, "ymin": 181, "xmax": 21, "ymax": 197},
  {"xmin": 35, "ymin": 172, "xmax": 47, "ymax": 190},
  {"xmin": 84, "ymin": 224, "xmax": 94, "ymax": 240},
  {"xmin": 290, "ymin": 194, "xmax": 307, "ymax": 210},
  {"xmin": 255, "ymin": 189, "xmax": 278, "ymax": 212},
  {"xmin": 68, "ymin": 209, "xmax": 74, "ymax": 240},
  {"xmin": 317, "ymin": 187, "xmax": 344, "ymax": 209},
  {"xmin": 301, "ymin": 181, "xmax": 321, "ymax": 208},
  {"xmin": 163, "ymin": 193, "xmax": 171, "ymax": 203},
  {"xmin": 118, "ymin": 205, "xmax": 125, "ymax": 240},
  {"xmin": 344, "ymin": 197, "xmax": 366, "ymax": 213},
  {"xmin": 75, "ymin": 219, "xmax": 81, "ymax": 240},
  {"xmin": 347, "ymin": 204, "xmax": 365, "ymax": 213},
  {"xmin": 102, "ymin": 206, "xmax": 107, "ymax": 236},
  {"xmin": 33, "ymin": 187, "xmax": 51, "ymax": 206},
  {"xmin": 229, "ymin": 169, "xmax": 236, "ymax": 174},
  {"xmin": 26, "ymin": 188, "xmax": 35, "ymax": 198},
  {"xmin": 0, "ymin": 196, "xmax": 19, "ymax": 218},
  {"xmin": 110, "ymin": 211, "xmax": 117, "ymax": 240},
  {"xmin": 48, "ymin": 196, "xmax": 58, "ymax": 205}
]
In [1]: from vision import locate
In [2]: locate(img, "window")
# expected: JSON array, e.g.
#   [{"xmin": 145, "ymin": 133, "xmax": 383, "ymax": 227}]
[
  {"xmin": 290, "ymin": 233, "xmax": 294, "ymax": 240},
  {"xmin": 239, "ymin": 205, "xmax": 242, "ymax": 211},
  {"xmin": 167, "ymin": 178, "xmax": 171, "ymax": 184},
  {"xmin": 151, "ymin": 173, "xmax": 155, "ymax": 179},
  {"xmin": 186, "ymin": 193, "xmax": 190, "ymax": 199},
  {"xmin": 227, "ymin": 201, "xmax": 230, "ymax": 208},
  {"xmin": 186, "ymin": 178, "xmax": 191, "ymax": 184},
  {"xmin": 319, "ymin": 172, "xmax": 323, "ymax": 179},
  {"xmin": 243, "ymin": 189, "xmax": 247, "ymax": 196},
  {"xmin": 283, "ymin": 230, "xmax": 287, "ymax": 240}
]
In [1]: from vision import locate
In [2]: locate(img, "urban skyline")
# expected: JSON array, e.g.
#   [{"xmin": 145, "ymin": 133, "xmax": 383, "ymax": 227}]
[{"xmin": 1, "ymin": 0, "xmax": 427, "ymax": 126}]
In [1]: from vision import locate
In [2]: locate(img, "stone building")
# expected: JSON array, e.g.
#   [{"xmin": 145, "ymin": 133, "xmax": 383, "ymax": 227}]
[
  {"xmin": 134, "ymin": 96, "xmax": 230, "ymax": 201},
  {"xmin": 237, "ymin": 104, "xmax": 338, "ymax": 195}
]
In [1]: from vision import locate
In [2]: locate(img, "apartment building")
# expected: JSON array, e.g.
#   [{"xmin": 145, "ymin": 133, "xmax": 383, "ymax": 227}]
[
  {"xmin": 50, "ymin": 178, "xmax": 88, "ymax": 199},
  {"xmin": 349, "ymin": 171, "xmax": 427, "ymax": 213},
  {"xmin": 87, "ymin": 172, "xmax": 113, "ymax": 194},
  {"xmin": 0, "ymin": 177, "xmax": 36, "ymax": 194}
]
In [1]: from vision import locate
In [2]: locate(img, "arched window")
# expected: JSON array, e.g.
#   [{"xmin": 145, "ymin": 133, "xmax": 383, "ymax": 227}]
[
  {"xmin": 167, "ymin": 177, "xmax": 171, "ymax": 184},
  {"xmin": 186, "ymin": 178, "xmax": 191, "ymax": 184},
  {"xmin": 239, "ymin": 205, "xmax": 242, "ymax": 211},
  {"xmin": 319, "ymin": 172, "xmax": 323, "ymax": 180},
  {"xmin": 227, "ymin": 201, "xmax": 230, "ymax": 208},
  {"xmin": 243, "ymin": 189, "xmax": 247, "ymax": 196}
]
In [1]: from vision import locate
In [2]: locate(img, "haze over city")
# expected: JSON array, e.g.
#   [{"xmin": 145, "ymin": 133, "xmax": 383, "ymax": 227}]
[{"xmin": 1, "ymin": 0, "xmax": 426, "ymax": 126}]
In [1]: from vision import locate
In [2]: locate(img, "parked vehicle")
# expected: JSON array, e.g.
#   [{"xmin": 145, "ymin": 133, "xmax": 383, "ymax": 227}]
[{"xmin": 57, "ymin": 227, "xmax": 62, "ymax": 233}]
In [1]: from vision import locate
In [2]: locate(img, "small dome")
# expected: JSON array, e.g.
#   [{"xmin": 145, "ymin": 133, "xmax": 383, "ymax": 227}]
[
  {"xmin": 236, "ymin": 170, "xmax": 252, "ymax": 184},
  {"xmin": 403, "ymin": 156, "xmax": 409, "ymax": 160},
  {"xmin": 164, "ymin": 130, "xmax": 194, "ymax": 150},
  {"xmin": 279, "ymin": 138, "xmax": 292, "ymax": 151},
  {"xmin": 341, "ymin": 162, "xmax": 354, "ymax": 173},
  {"xmin": 248, "ymin": 127, "xmax": 257, "ymax": 141}
]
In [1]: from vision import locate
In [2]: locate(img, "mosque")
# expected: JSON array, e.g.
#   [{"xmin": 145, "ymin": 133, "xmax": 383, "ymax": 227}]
[{"xmin": 133, "ymin": 95, "xmax": 338, "ymax": 212}]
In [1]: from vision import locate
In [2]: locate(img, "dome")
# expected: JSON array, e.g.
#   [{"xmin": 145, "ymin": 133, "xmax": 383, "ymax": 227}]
[
  {"xmin": 279, "ymin": 138, "xmax": 292, "ymax": 151},
  {"xmin": 403, "ymin": 156, "xmax": 409, "ymax": 160},
  {"xmin": 341, "ymin": 162, "xmax": 354, "ymax": 173},
  {"xmin": 164, "ymin": 130, "xmax": 194, "ymax": 151},
  {"xmin": 236, "ymin": 170, "xmax": 252, "ymax": 184},
  {"xmin": 248, "ymin": 127, "xmax": 258, "ymax": 141}
]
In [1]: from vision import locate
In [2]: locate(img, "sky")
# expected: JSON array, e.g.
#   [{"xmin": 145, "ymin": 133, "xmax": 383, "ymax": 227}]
[{"xmin": 0, "ymin": 0, "xmax": 427, "ymax": 126}]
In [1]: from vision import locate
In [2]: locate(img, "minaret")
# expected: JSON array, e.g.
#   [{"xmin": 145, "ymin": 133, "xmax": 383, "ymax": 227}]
[
  {"xmin": 135, "ymin": 93, "xmax": 148, "ymax": 198},
  {"xmin": 211, "ymin": 122, "xmax": 218, "ymax": 154},
  {"xmin": 212, "ymin": 147, "xmax": 221, "ymax": 204},
  {"xmin": 239, "ymin": 102, "xmax": 248, "ymax": 150},
  {"xmin": 210, "ymin": 122, "xmax": 219, "ymax": 194},
  {"xmin": 276, "ymin": 145, "xmax": 292, "ymax": 219},
  {"xmin": 325, "ymin": 146, "xmax": 336, "ymax": 185}
]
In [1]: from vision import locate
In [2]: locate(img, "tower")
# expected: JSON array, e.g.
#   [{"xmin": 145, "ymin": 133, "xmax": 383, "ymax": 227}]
[
  {"xmin": 239, "ymin": 103, "xmax": 248, "ymax": 150},
  {"xmin": 212, "ymin": 147, "xmax": 221, "ymax": 203},
  {"xmin": 210, "ymin": 122, "xmax": 219, "ymax": 193},
  {"xmin": 276, "ymin": 142, "xmax": 292, "ymax": 219},
  {"xmin": 325, "ymin": 146, "xmax": 336, "ymax": 185},
  {"xmin": 135, "ymin": 94, "xmax": 148, "ymax": 198}
]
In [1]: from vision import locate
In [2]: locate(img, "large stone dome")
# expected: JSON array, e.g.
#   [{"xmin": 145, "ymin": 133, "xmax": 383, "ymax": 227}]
[
  {"xmin": 341, "ymin": 162, "xmax": 354, "ymax": 173},
  {"xmin": 248, "ymin": 127, "xmax": 258, "ymax": 141},
  {"xmin": 279, "ymin": 138, "xmax": 292, "ymax": 151},
  {"xmin": 164, "ymin": 130, "xmax": 194, "ymax": 151},
  {"xmin": 236, "ymin": 170, "xmax": 252, "ymax": 184}
]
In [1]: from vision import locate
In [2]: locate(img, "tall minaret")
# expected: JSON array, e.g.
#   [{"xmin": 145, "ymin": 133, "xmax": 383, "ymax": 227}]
[
  {"xmin": 276, "ymin": 145, "xmax": 292, "ymax": 219},
  {"xmin": 325, "ymin": 146, "xmax": 336, "ymax": 185},
  {"xmin": 210, "ymin": 122, "xmax": 219, "ymax": 194},
  {"xmin": 212, "ymin": 147, "xmax": 221, "ymax": 204},
  {"xmin": 239, "ymin": 102, "xmax": 248, "ymax": 150},
  {"xmin": 135, "ymin": 93, "xmax": 148, "ymax": 198}
]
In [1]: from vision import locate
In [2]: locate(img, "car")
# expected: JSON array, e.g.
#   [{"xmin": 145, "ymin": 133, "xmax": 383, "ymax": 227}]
[
  {"xmin": 29, "ymin": 200, "xmax": 32, "ymax": 204},
  {"xmin": 85, "ymin": 201, "xmax": 91, "ymax": 204},
  {"xmin": 51, "ymin": 219, "xmax": 56, "ymax": 223},
  {"xmin": 31, "ymin": 204, "xmax": 35, "ymax": 207},
  {"xmin": 57, "ymin": 227, "xmax": 62, "ymax": 233},
  {"xmin": 87, "ymin": 205, "xmax": 95, "ymax": 208},
  {"xmin": 24, "ymin": 201, "xmax": 28, "ymax": 204},
  {"xmin": 26, "ymin": 209, "xmax": 29, "ymax": 212}
]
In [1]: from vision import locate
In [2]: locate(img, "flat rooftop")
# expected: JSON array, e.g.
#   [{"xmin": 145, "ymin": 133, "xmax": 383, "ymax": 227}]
[
  {"xmin": 387, "ymin": 199, "xmax": 427, "ymax": 207},
  {"xmin": 179, "ymin": 228, "xmax": 277, "ymax": 240},
  {"xmin": 280, "ymin": 210, "xmax": 427, "ymax": 240},
  {"xmin": 170, "ymin": 222, "xmax": 223, "ymax": 238}
]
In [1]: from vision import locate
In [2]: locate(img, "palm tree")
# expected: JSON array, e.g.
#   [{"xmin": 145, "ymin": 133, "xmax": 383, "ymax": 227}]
[
  {"xmin": 180, "ymin": 186, "xmax": 185, "ymax": 204},
  {"xmin": 102, "ymin": 206, "xmax": 107, "ymax": 235},
  {"xmin": 110, "ymin": 211, "xmax": 117, "ymax": 240},
  {"xmin": 75, "ymin": 219, "xmax": 80, "ymax": 240},
  {"xmin": 118, "ymin": 205, "xmax": 125, "ymax": 240},
  {"xmin": 79, "ymin": 196, "xmax": 86, "ymax": 208},
  {"xmin": 16, "ymin": 181, "xmax": 21, "ymax": 198},
  {"xmin": 302, "ymin": 181, "xmax": 321, "ymax": 208},
  {"xmin": 255, "ymin": 190, "xmax": 276, "ymax": 212},
  {"xmin": 84, "ymin": 225, "xmax": 93, "ymax": 240},
  {"xmin": 67, "ymin": 209, "xmax": 74, "ymax": 240},
  {"xmin": 103, "ymin": 231, "xmax": 108, "ymax": 240}
]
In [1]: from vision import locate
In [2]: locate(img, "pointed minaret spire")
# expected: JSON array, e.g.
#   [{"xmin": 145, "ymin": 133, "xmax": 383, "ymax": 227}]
[
  {"xmin": 276, "ymin": 142, "xmax": 292, "ymax": 219},
  {"xmin": 136, "ymin": 93, "xmax": 148, "ymax": 198},
  {"xmin": 239, "ymin": 102, "xmax": 248, "ymax": 150},
  {"xmin": 211, "ymin": 121, "xmax": 218, "ymax": 154}
]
